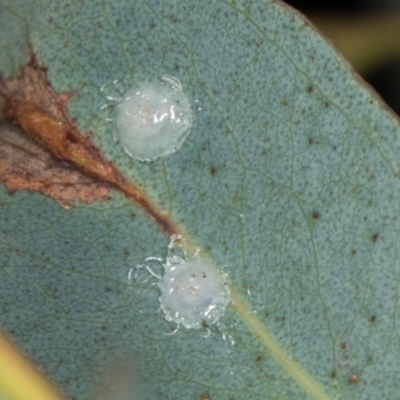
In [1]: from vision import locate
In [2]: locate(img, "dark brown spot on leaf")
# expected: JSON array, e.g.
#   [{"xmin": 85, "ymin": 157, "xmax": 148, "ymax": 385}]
[
  {"xmin": 371, "ymin": 233, "xmax": 379, "ymax": 243},
  {"xmin": 370, "ymin": 315, "xmax": 376, "ymax": 323},
  {"xmin": 312, "ymin": 211, "xmax": 320, "ymax": 220},
  {"xmin": 340, "ymin": 342, "xmax": 347, "ymax": 350},
  {"xmin": 210, "ymin": 167, "xmax": 216, "ymax": 175},
  {"xmin": 307, "ymin": 86, "xmax": 313, "ymax": 93},
  {"xmin": 201, "ymin": 320, "xmax": 209, "ymax": 329},
  {"xmin": 331, "ymin": 371, "xmax": 336, "ymax": 379}
]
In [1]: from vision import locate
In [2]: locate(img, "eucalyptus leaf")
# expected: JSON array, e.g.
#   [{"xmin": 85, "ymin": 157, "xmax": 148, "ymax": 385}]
[{"xmin": 1, "ymin": 1, "xmax": 400, "ymax": 399}]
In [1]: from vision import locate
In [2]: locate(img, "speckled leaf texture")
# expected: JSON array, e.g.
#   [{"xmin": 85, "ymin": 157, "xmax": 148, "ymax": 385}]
[{"xmin": 1, "ymin": 1, "xmax": 400, "ymax": 399}]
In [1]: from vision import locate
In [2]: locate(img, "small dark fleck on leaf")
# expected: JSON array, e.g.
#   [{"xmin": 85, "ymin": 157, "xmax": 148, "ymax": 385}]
[
  {"xmin": 210, "ymin": 167, "xmax": 216, "ymax": 175},
  {"xmin": 308, "ymin": 138, "xmax": 313, "ymax": 145},
  {"xmin": 371, "ymin": 233, "xmax": 379, "ymax": 243},
  {"xmin": 256, "ymin": 355, "xmax": 262, "ymax": 361},
  {"xmin": 312, "ymin": 211, "xmax": 320, "ymax": 220},
  {"xmin": 370, "ymin": 315, "xmax": 376, "ymax": 323},
  {"xmin": 331, "ymin": 371, "xmax": 336, "ymax": 379},
  {"xmin": 340, "ymin": 342, "xmax": 347, "ymax": 350},
  {"xmin": 201, "ymin": 320, "xmax": 209, "ymax": 329},
  {"xmin": 307, "ymin": 86, "xmax": 313, "ymax": 93}
]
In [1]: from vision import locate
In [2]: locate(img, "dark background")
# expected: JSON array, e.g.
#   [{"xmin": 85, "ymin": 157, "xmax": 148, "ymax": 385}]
[{"xmin": 285, "ymin": 0, "xmax": 400, "ymax": 116}]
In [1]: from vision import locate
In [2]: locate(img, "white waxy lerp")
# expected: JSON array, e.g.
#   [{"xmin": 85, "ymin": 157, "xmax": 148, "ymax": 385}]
[
  {"xmin": 158, "ymin": 239, "xmax": 231, "ymax": 330},
  {"xmin": 114, "ymin": 75, "xmax": 192, "ymax": 161}
]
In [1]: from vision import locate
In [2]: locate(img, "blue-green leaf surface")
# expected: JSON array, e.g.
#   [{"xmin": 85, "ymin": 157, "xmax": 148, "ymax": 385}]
[{"xmin": 1, "ymin": 1, "xmax": 400, "ymax": 399}]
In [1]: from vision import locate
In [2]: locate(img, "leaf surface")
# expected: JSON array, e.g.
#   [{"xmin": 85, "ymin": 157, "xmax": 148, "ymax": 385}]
[{"xmin": 1, "ymin": 1, "xmax": 400, "ymax": 399}]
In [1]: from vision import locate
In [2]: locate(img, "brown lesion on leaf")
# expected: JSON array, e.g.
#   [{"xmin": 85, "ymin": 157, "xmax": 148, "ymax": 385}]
[
  {"xmin": 0, "ymin": 53, "xmax": 111, "ymax": 209},
  {"xmin": 0, "ymin": 122, "xmax": 109, "ymax": 208},
  {"xmin": 0, "ymin": 54, "xmax": 72, "ymax": 126},
  {"xmin": 370, "ymin": 233, "xmax": 379, "ymax": 243},
  {"xmin": 0, "ymin": 52, "xmax": 179, "ymax": 236}
]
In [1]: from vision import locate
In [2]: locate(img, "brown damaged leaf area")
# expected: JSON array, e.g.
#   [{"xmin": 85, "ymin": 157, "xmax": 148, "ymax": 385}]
[
  {"xmin": 0, "ymin": 53, "xmax": 178, "ymax": 236},
  {"xmin": 0, "ymin": 123, "xmax": 109, "ymax": 208},
  {"xmin": 0, "ymin": 54, "xmax": 110, "ymax": 208}
]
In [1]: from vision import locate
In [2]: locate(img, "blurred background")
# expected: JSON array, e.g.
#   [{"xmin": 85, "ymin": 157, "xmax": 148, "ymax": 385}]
[{"xmin": 285, "ymin": 0, "xmax": 400, "ymax": 116}]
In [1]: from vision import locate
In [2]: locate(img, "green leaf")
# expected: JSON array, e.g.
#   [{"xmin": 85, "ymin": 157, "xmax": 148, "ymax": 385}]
[{"xmin": 1, "ymin": 1, "xmax": 400, "ymax": 399}]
